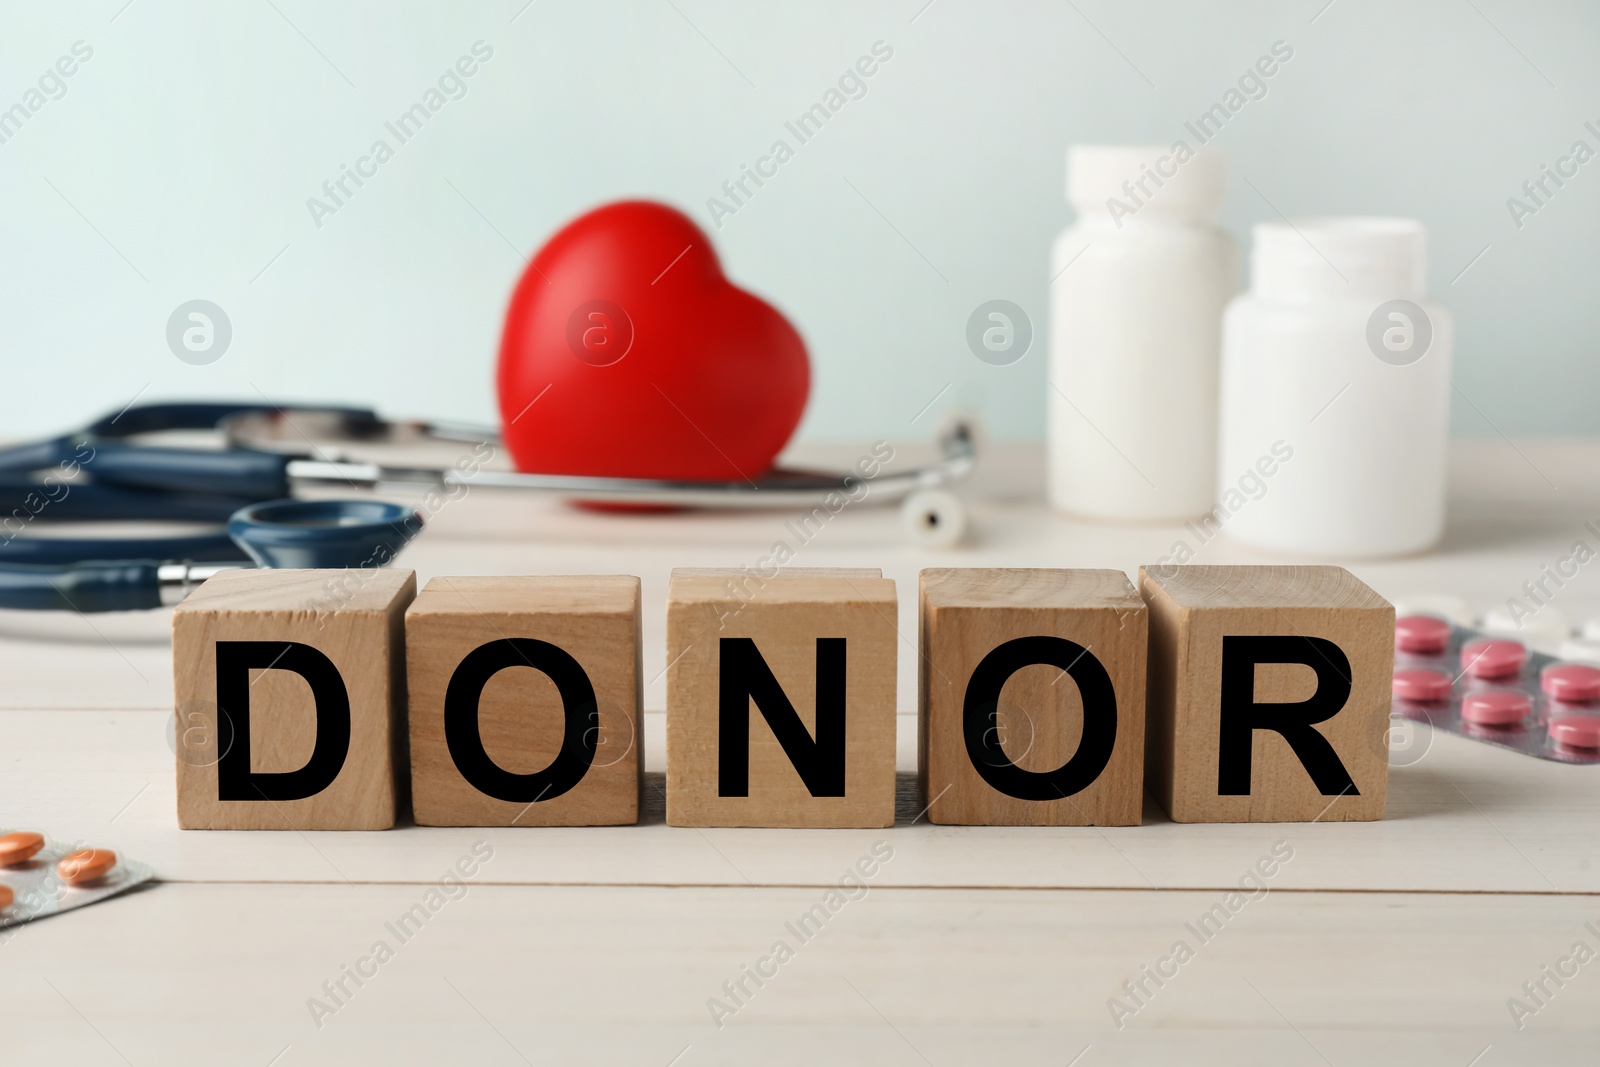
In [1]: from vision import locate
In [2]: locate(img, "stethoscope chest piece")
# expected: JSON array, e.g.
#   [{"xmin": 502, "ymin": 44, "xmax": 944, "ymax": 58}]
[{"xmin": 227, "ymin": 500, "xmax": 423, "ymax": 570}]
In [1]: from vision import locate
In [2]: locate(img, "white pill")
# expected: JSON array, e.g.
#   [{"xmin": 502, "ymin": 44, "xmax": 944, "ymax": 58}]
[
  {"xmin": 1482, "ymin": 605, "xmax": 1570, "ymax": 649},
  {"xmin": 1390, "ymin": 594, "xmax": 1472, "ymax": 628},
  {"xmin": 1558, "ymin": 637, "xmax": 1600, "ymax": 665}
]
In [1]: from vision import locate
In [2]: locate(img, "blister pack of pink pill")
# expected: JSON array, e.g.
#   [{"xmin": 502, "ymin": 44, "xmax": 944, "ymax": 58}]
[
  {"xmin": 0, "ymin": 831, "xmax": 155, "ymax": 933},
  {"xmin": 1392, "ymin": 615, "xmax": 1600, "ymax": 764}
]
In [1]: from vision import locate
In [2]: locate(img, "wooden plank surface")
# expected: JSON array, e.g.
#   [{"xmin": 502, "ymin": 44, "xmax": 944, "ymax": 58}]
[
  {"xmin": 3, "ymin": 882, "xmax": 1594, "ymax": 1065},
  {"xmin": 5, "ymin": 439, "xmax": 1600, "ymax": 1060}
]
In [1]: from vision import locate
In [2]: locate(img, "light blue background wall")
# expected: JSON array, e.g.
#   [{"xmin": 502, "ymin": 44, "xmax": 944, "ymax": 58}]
[{"xmin": 1, "ymin": 0, "xmax": 1596, "ymax": 442}]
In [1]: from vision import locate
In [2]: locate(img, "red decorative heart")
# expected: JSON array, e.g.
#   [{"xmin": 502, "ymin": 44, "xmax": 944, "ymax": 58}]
[{"xmin": 497, "ymin": 201, "xmax": 810, "ymax": 485}]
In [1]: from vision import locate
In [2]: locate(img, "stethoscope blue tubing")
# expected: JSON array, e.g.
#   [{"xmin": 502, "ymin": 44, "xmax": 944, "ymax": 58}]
[
  {"xmin": 0, "ymin": 531, "xmax": 248, "ymax": 566},
  {"xmin": 0, "ymin": 498, "xmax": 421, "ymax": 612},
  {"xmin": 0, "ymin": 400, "xmax": 378, "ymax": 565},
  {"xmin": 0, "ymin": 402, "xmax": 402, "ymax": 609},
  {"xmin": 0, "ymin": 476, "xmax": 251, "ymax": 525}
]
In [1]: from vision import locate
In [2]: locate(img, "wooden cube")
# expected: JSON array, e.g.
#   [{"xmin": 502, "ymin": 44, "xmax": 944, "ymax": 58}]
[
  {"xmin": 919, "ymin": 568, "xmax": 1147, "ymax": 825},
  {"xmin": 1139, "ymin": 565, "xmax": 1394, "ymax": 823},
  {"xmin": 405, "ymin": 576, "xmax": 642, "ymax": 826},
  {"xmin": 666, "ymin": 569, "xmax": 896, "ymax": 828},
  {"xmin": 172, "ymin": 568, "xmax": 415, "ymax": 830}
]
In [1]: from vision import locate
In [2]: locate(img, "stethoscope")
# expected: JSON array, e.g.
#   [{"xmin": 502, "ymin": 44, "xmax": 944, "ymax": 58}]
[{"xmin": 0, "ymin": 401, "xmax": 976, "ymax": 611}]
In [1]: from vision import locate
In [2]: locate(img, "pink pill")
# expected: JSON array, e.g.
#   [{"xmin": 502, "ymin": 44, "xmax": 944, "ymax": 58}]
[
  {"xmin": 1541, "ymin": 663, "xmax": 1600, "ymax": 704},
  {"xmin": 1395, "ymin": 614, "xmax": 1451, "ymax": 654},
  {"xmin": 1548, "ymin": 714, "xmax": 1600, "ymax": 749},
  {"xmin": 1460, "ymin": 690, "xmax": 1531, "ymax": 726},
  {"xmin": 1392, "ymin": 668, "xmax": 1452, "ymax": 703},
  {"xmin": 1460, "ymin": 638, "xmax": 1526, "ymax": 679}
]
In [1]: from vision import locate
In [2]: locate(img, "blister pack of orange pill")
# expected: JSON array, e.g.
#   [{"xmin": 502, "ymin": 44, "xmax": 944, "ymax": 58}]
[{"xmin": 0, "ymin": 831, "xmax": 154, "ymax": 932}]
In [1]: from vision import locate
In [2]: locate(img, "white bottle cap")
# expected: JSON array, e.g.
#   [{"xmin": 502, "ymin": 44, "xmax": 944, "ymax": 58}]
[
  {"xmin": 1251, "ymin": 217, "xmax": 1427, "ymax": 299},
  {"xmin": 1066, "ymin": 144, "xmax": 1226, "ymax": 221}
]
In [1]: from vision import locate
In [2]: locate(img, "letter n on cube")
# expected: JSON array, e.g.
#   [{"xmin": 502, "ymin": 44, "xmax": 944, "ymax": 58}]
[{"xmin": 665, "ymin": 568, "xmax": 896, "ymax": 828}]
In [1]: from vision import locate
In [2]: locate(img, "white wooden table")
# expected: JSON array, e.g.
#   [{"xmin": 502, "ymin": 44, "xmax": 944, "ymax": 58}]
[{"xmin": 5, "ymin": 439, "xmax": 1600, "ymax": 1065}]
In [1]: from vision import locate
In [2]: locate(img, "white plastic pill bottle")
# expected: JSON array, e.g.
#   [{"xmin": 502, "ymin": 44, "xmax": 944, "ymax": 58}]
[
  {"xmin": 1217, "ymin": 218, "xmax": 1452, "ymax": 556},
  {"xmin": 1049, "ymin": 145, "xmax": 1239, "ymax": 521}
]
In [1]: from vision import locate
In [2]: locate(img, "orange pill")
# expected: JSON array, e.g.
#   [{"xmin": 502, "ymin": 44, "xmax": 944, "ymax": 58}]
[
  {"xmin": 57, "ymin": 849, "xmax": 116, "ymax": 886},
  {"xmin": 0, "ymin": 831, "xmax": 44, "ymax": 867},
  {"xmin": 0, "ymin": 884, "xmax": 12, "ymax": 909}
]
